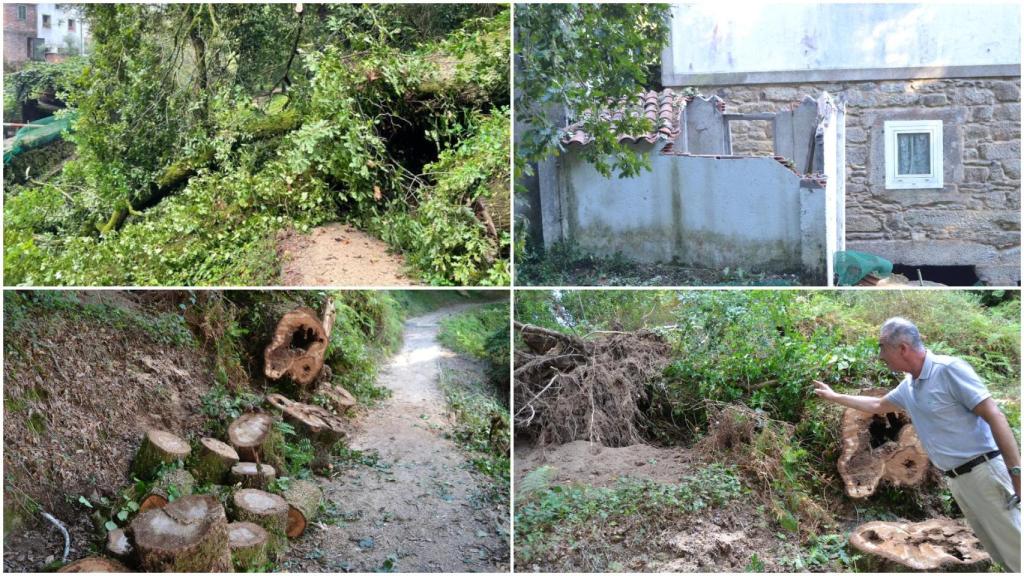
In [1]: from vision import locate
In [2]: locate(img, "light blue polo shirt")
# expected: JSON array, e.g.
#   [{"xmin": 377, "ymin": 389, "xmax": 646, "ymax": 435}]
[{"xmin": 883, "ymin": 351, "xmax": 997, "ymax": 472}]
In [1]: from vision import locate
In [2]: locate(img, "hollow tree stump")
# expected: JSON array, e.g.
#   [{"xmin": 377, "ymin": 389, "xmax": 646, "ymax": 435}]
[
  {"xmin": 132, "ymin": 429, "xmax": 191, "ymax": 479},
  {"xmin": 837, "ymin": 388, "xmax": 930, "ymax": 498},
  {"xmin": 139, "ymin": 468, "xmax": 195, "ymax": 513},
  {"xmin": 263, "ymin": 307, "xmax": 329, "ymax": 392},
  {"xmin": 228, "ymin": 412, "xmax": 276, "ymax": 462},
  {"xmin": 232, "ymin": 489, "xmax": 290, "ymax": 560},
  {"xmin": 105, "ymin": 528, "xmax": 136, "ymax": 566},
  {"xmin": 230, "ymin": 462, "xmax": 277, "ymax": 490},
  {"xmin": 57, "ymin": 557, "xmax": 130, "ymax": 572},
  {"xmin": 849, "ymin": 518, "xmax": 990, "ymax": 571},
  {"xmin": 283, "ymin": 479, "xmax": 323, "ymax": 538},
  {"xmin": 228, "ymin": 521, "xmax": 270, "ymax": 571},
  {"xmin": 129, "ymin": 494, "xmax": 232, "ymax": 572},
  {"xmin": 192, "ymin": 437, "xmax": 240, "ymax": 484}
]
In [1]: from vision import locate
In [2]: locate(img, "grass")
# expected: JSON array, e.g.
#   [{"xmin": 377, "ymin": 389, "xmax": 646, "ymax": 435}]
[
  {"xmin": 438, "ymin": 302, "xmax": 509, "ymax": 358},
  {"xmin": 438, "ymin": 365, "xmax": 509, "ymax": 483}
]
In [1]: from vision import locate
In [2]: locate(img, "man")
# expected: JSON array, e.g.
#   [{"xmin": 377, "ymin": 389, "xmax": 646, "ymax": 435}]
[{"xmin": 812, "ymin": 317, "xmax": 1020, "ymax": 572}]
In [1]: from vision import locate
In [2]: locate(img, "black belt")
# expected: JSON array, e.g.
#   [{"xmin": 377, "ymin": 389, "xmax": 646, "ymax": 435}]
[{"xmin": 944, "ymin": 450, "xmax": 1001, "ymax": 478}]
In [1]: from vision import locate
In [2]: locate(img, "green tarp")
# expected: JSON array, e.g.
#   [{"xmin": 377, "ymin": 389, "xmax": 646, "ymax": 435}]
[
  {"xmin": 3, "ymin": 112, "xmax": 75, "ymax": 165},
  {"xmin": 834, "ymin": 250, "xmax": 893, "ymax": 286}
]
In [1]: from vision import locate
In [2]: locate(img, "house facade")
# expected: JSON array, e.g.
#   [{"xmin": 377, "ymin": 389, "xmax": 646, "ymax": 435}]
[
  {"xmin": 3, "ymin": 3, "xmax": 88, "ymax": 68},
  {"xmin": 663, "ymin": 3, "xmax": 1021, "ymax": 285},
  {"xmin": 3, "ymin": 3, "xmax": 37, "ymax": 66}
]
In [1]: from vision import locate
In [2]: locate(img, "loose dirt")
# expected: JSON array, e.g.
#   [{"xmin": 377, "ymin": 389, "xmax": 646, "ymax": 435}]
[
  {"xmin": 276, "ymin": 223, "xmax": 417, "ymax": 286},
  {"xmin": 285, "ymin": 305, "xmax": 509, "ymax": 572},
  {"xmin": 515, "ymin": 440, "xmax": 698, "ymax": 489}
]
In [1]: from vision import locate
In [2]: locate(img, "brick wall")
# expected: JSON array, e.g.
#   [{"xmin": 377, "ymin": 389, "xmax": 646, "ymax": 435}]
[
  {"xmin": 4, "ymin": 4, "xmax": 37, "ymax": 65},
  {"xmin": 697, "ymin": 78, "xmax": 1021, "ymax": 284}
]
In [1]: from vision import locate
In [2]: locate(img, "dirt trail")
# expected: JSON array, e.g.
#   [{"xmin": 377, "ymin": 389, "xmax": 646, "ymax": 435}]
[
  {"xmin": 286, "ymin": 305, "xmax": 508, "ymax": 572},
  {"xmin": 277, "ymin": 222, "xmax": 417, "ymax": 286}
]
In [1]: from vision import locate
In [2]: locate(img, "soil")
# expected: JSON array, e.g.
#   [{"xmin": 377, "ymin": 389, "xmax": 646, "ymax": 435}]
[
  {"xmin": 515, "ymin": 440, "xmax": 699, "ymax": 488},
  {"xmin": 2, "ymin": 296, "xmax": 215, "ymax": 572},
  {"xmin": 284, "ymin": 305, "xmax": 509, "ymax": 572},
  {"xmin": 276, "ymin": 223, "xmax": 417, "ymax": 286}
]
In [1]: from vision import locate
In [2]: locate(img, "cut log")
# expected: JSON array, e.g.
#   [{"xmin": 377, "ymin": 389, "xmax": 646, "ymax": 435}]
[
  {"xmin": 837, "ymin": 388, "xmax": 930, "ymax": 498},
  {"xmin": 266, "ymin": 393, "xmax": 346, "ymax": 445},
  {"xmin": 129, "ymin": 494, "xmax": 232, "ymax": 572},
  {"xmin": 132, "ymin": 429, "xmax": 191, "ymax": 479},
  {"xmin": 849, "ymin": 518, "xmax": 990, "ymax": 571},
  {"xmin": 230, "ymin": 462, "xmax": 277, "ymax": 490},
  {"xmin": 191, "ymin": 437, "xmax": 240, "ymax": 484},
  {"xmin": 263, "ymin": 307, "xmax": 329, "ymax": 391},
  {"xmin": 514, "ymin": 321, "xmax": 587, "ymax": 356},
  {"xmin": 228, "ymin": 521, "xmax": 269, "ymax": 571},
  {"xmin": 57, "ymin": 557, "xmax": 131, "ymax": 572},
  {"xmin": 282, "ymin": 479, "xmax": 323, "ymax": 538},
  {"xmin": 139, "ymin": 468, "xmax": 195, "ymax": 513},
  {"xmin": 321, "ymin": 383, "xmax": 357, "ymax": 414},
  {"xmin": 228, "ymin": 412, "xmax": 276, "ymax": 462},
  {"xmin": 232, "ymin": 489, "xmax": 290, "ymax": 560},
  {"xmin": 105, "ymin": 528, "xmax": 135, "ymax": 565},
  {"xmin": 321, "ymin": 296, "xmax": 336, "ymax": 341}
]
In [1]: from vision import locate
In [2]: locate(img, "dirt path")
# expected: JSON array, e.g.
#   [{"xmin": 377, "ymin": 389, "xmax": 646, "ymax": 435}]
[
  {"xmin": 276, "ymin": 222, "xmax": 417, "ymax": 286},
  {"xmin": 286, "ymin": 305, "xmax": 508, "ymax": 572}
]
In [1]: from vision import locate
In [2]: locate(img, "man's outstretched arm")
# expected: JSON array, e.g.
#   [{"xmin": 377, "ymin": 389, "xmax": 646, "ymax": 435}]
[{"xmin": 812, "ymin": 380, "xmax": 900, "ymax": 414}]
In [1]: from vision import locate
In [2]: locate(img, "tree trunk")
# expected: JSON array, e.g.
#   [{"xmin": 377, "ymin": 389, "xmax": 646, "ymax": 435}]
[
  {"xmin": 321, "ymin": 383, "xmax": 356, "ymax": 414},
  {"xmin": 139, "ymin": 467, "xmax": 196, "ymax": 513},
  {"xmin": 132, "ymin": 429, "xmax": 191, "ymax": 480},
  {"xmin": 129, "ymin": 495, "xmax": 233, "ymax": 572},
  {"xmin": 837, "ymin": 388, "xmax": 930, "ymax": 498},
  {"xmin": 228, "ymin": 521, "xmax": 269, "ymax": 571},
  {"xmin": 849, "ymin": 518, "xmax": 990, "ymax": 571},
  {"xmin": 283, "ymin": 479, "xmax": 323, "ymax": 538},
  {"xmin": 266, "ymin": 393, "xmax": 346, "ymax": 446},
  {"xmin": 105, "ymin": 528, "xmax": 136, "ymax": 566},
  {"xmin": 57, "ymin": 558, "xmax": 131, "ymax": 572},
  {"xmin": 228, "ymin": 412, "xmax": 277, "ymax": 462},
  {"xmin": 191, "ymin": 437, "xmax": 240, "ymax": 485},
  {"xmin": 231, "ymin": 489, "xmax": 290, "ymax": 561},
  {"xmin": 230, "ymin": 462, "xmax": 277, "ymax": 490},
  {"xmin": 263, "ymin": 307, "xmax": 329, "ymax": 393}
]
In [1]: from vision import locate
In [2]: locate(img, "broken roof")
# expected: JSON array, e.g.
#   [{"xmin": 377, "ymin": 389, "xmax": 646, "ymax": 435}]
[{"xmin": 562, "ymin": 89, "xmax": 687, "ymax": 147}]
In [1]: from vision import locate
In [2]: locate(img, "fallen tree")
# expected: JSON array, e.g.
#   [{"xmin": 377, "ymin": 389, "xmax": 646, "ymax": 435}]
[
  {"xmin": 513, "ymin": 322, "xmax": 671, "ymax": 447},
  {"xmin": 837, "ymin": 388, "xmax": 930, "ymax": 498}
]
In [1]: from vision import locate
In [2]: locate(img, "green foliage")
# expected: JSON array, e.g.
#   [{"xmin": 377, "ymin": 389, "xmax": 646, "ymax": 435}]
[
  {"xmin": 515, "ymin": 464, "xmax": 742, "ymax": 563},
  {"xmin": 3, "ymin": 57, "xmax": 86, "ymax": 113},
  {"xmin": 438, "ymin": 365, "xmax": 509, "ymax": 483},
  {"xmin": 273, "ymin": 421, "xmax": 315, "ymax": 478},
  {"xmin": 438, "ymin": 303, "xmax": 509, "ymax": 359},
  {"xmin": 779, "ymin": 534, "xmax": 861, "ymax": 571},
  {"xmin": 199, "ymin": 384, "xmax": 262, "ymax": 437},
  {"xmin": 323, "ymin": 291, "xmax": 404, "ymax": 407},
  {"xmin": 515, "ymin": 3, "xmax": 670, "ymax": 178}
]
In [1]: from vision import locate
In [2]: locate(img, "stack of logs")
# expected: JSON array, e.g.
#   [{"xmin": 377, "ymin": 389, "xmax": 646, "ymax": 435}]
[{"xmin": 61, "ymin": 302, "xmax": 354, "ymax": 572}]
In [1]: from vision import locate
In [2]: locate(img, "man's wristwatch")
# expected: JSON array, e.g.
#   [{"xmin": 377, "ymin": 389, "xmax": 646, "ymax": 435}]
[{"xmin": 1010, "ymin": 466, "xmax": 1022, "ymax": 477}]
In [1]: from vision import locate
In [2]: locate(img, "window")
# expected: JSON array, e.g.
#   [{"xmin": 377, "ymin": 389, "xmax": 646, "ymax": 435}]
[
  {"xmin": 17, "ymin": 5, "xmax": 26, "ymax": 20},
  {"xmin": 67, "ymin": 18, "xmax": 76, "ymax": 31},
  {"xmin": 884, "ymin": 120, "xmax": 943, "ymax": 189},
  {"xmin": 42, "ymin": 14, "xmax": 51, "ymax": 28}
]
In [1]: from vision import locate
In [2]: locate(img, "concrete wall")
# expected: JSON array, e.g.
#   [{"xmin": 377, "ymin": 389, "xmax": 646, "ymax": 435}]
[
  {"xmin": 36, "ymin": 3, "xmax": 87, "ymax": 55},
  {"xmin": 663, "ymin": 3, "xmax": 1020, "ymax": 85},
  {"xmin": 694, "ymin": 79, "xmax": 1021, "ymax": 285},
  {"xmin": 557, "ymin": 146, "xmax": 833, "ymax": 283},
  {"xmin": 3, "ymin": 4, "xmax": 37, "ymax": 66}
]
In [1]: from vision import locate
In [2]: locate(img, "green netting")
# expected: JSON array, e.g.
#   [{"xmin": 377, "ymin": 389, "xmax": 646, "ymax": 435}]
[
  {"xmin": 3, "ymin": 113, "xmax": 75, "ymax": 165},
  {"xmin": 834, "ymin": 250, "xmax": 893, "ymax": 286}
]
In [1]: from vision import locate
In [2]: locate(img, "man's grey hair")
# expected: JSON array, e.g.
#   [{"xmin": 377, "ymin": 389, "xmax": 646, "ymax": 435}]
[{"xmin": 880, "ymin": 317, "xmax": 925, "ymax": 351}]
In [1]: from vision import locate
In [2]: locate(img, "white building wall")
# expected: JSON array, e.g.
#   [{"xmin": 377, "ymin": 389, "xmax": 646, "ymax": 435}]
[{"xmin": 35, "ymin": 3, "xmax": 87, "ymax": 55}]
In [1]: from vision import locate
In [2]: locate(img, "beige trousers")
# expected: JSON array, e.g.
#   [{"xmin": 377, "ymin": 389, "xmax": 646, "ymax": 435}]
[{"xmin": 946, "ymin": 455, "xmax": 1020, "ymax": 573}]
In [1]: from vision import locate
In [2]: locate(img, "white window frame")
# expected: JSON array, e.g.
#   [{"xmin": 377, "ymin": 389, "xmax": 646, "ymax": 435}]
[{"xmin": 884, "ymin": 120, "xmax": 943, "ymax": 189}]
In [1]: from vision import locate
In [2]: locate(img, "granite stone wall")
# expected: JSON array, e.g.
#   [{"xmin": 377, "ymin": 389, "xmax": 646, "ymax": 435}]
[{"xmin": 699, "ymin": 78, "xmax": 1021, "ymax": 285}]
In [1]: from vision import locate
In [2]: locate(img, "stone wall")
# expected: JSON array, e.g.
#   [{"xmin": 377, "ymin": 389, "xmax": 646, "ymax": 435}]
[
  {"xmin": 3, "ymin": 4, "xmax": 37, "ymax": 66},
  {"xmin": 698, "ymin": 78, "xmax": 1021, "ymax": 285}
]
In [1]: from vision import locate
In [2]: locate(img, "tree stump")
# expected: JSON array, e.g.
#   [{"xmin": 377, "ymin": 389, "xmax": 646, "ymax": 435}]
[
  {"xmin": 129, "ymin": 494, "xmax": 232, "ymax": 572},
  {"xmin": 849, "ymin": 518, "xmax": 990, "ymax": 571},
  {"xmin": 191, "ymin": 437, "xmax": 240, "ymax": 484},
  {"xmin": 132, "ymin": 429, "xmax": 191, "ymax": 479},
  {"xmin": 321, "ymin": 383, "xmax": 357, "ymax": 414},
  {"xmin": 266, "ymin": 394, "xmax": 346, "ymax": 446},
  {"xmin": 57, "ymin": 558, "xmax": 131, "ymax": 572},
  {"xmin": 228, "ymin": 521, "xmax": 270, "ymax": 571},
  {"xmin": 105, "ymin": 528, "xmax": 136, "ymax": 566},
  {"xmin": 837, "ymin": 388, "xmax": 930, "ymax": 498},
  {"xmin": 283, "ymin": 479, "xmax": 323, "ymax": 538},
  {"xmin": 139, "ymin": 468, "xmax": 195, "ymax": 513},
  {"xmin": 232, "ymin": 489, "xmax": 290, "ymax": 560},
  {"xmin": 230, "ymin": 462, "xmax": 277, "ymax": 490},
  {"xmin": 263, "ymin": 307, "xmax": 329, "ymax": 392},
  {"xmin": 228, "ymin": 412, "xmax": 276, "ymax": 462}
]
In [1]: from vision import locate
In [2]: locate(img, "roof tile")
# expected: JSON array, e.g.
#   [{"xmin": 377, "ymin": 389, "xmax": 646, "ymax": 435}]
[{"xmin": 562, "ymin": 89, "xmax": 684, "ymax": 147}]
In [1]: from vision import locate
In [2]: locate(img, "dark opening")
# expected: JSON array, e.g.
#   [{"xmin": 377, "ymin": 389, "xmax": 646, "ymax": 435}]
[
  {"xmin": 868, "ymin": 412, "xmax": 908, "ymax": 449},
  {"xmin": 945, "ymin": 546, "xmax": 966, "ymax": 561},
  {"xmin": 891, "ymin": 264, "xmax": 980, "ymax": 286},
  {"xmin": 378, "ymin": 114, "xmax": 440, "ymax": 179},
  {"xmin": 289, "ymin": 326, "xmax": 317, "ymax": 351}
]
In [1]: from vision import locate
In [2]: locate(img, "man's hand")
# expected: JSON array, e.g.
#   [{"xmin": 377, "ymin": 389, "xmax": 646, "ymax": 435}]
[{"xmin": 812, "ymin": 380, "xmax": 838, "ymax": 402}]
